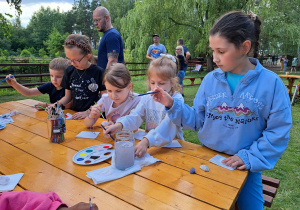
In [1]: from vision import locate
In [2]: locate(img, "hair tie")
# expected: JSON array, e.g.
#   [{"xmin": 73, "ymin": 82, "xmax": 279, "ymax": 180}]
[
  {"xmin": 161, "ymin": 54, "xmax": 176, "ymax": 63},
  {"xmin": 248, "ymin": 11, "xmax": 257, "ymax": 21}
]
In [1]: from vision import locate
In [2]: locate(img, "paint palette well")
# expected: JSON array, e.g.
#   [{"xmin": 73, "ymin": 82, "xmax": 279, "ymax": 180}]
[{"xmin": 73, "ymin": 144, "xmax": 113, "ymax": 165}]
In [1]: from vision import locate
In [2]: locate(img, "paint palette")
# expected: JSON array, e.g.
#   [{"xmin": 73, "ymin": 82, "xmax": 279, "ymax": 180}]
[{"xmin": 73, "ymin": 144, "xmax": 113, "ymax": 165}]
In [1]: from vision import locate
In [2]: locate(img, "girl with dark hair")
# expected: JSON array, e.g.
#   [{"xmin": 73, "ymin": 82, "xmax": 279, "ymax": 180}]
[
  {"xmin": 84, "ymin": 63, "xmax": 140, "ymax": 127},
  {"xmin": 58, "ymin": 34, "xmax": 106, "ymax": 119},
  {"xmin": 153, "ymin": 11, "xmax": 292, "ymax": 210}
]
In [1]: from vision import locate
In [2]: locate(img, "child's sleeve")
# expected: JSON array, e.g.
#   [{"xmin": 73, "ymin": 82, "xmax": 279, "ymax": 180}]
[
  {"xmin": 167, "ymin": 79, "xmax": 207, "ymax": 131},
  {"xmin": 236, "ymin": 78, "xmax": 292, "ymax": 172},
  {"xmin": 117, "ymin": 97, "xmax": 146, "ymax": 131},
  {"xmin": 0, "ymin": 191, "xmax": 68, "ymax": 210}
]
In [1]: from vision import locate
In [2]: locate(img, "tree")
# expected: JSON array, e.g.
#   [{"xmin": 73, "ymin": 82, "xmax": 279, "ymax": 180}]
[
  {"xmin": 26, "ymin": 6, "xmax": 66, "ymax": 50},
  {"xmin": 72, "ymin": 0, "xmax": 101, "ymax": 49},
  {"xmin": 121, "ymin": 0, "xmax": 255, "ymax": 70},
  {"xmin": 44, "ymin": 28, "xmax": 69, "ymax": 57},
  {"xmin": 0, "ymin": 0, "xmax": 22, "ymax": 37}
]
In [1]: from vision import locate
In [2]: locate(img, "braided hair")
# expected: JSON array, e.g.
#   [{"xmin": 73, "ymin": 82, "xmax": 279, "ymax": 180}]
[
  {"xmin": 209, "ymin": 11, "xmax": 262, "ymax": 58},
  {"xmin": 64, "ymin": 34, "xmax": 95, "ymax": 63}
]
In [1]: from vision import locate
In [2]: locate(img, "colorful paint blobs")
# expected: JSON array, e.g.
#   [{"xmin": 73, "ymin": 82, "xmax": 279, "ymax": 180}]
[{"xmin": 73, "ymin": 144, "xmax": 113, "ymax": 165}]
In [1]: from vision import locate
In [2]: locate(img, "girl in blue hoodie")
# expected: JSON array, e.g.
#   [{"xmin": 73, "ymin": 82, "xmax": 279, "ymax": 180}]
[{"xmin": 153, "ymin": 11, "xmax": 292, "ymax": 210}]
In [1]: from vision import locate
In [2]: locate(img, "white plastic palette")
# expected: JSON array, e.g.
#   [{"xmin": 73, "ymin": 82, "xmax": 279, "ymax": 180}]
[{"xmin": 73, "ymin": 144, "xmax": 113, "ymax": 165}]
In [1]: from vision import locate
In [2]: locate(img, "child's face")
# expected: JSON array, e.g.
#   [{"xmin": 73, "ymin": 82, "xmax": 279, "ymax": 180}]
[
  {"xmin": 149, "ymin": 73, "xmax": 172, "ymax": 93},
  {"xmin": 64, "ymin": 47, "xmax": 89, "ymax": 70},
  {"xmin": 49, "ymin": 69, "xmax": 64, "ymax": 89},
  {"xmin": 105, "ymin": 80, "xmax": 132, "ymax": 106},
  {"xmin": 209, "ymin": 35, "xmax": 246, "ymax": 74}
]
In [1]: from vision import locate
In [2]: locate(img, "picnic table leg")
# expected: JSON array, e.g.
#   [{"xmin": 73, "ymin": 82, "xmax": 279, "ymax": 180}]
[
  {"xmin": 190, "ymin": 78, "xmax": 196, "ymax": 86},
  {"xmin": 287, "ymin": 78, "xmax": 296, "ymax": 99}
]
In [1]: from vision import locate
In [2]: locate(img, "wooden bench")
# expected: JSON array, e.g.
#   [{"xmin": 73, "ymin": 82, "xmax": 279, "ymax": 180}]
[
  {"xmin": 235, "ymin": 175, "xmax": 280, "ymax": 209},
  {"xmin": 262, "ymin": 175, "xmax": 280, "ymax": 207},
  {"xmin": 184, "ymin": 76, "xmax": 204, "ymax": 86}
]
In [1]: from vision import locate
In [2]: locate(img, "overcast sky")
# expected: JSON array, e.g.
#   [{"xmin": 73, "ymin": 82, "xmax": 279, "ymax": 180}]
[{"xmin": 0, "ymin": 0, "xmax": 74, "ymax": 27}]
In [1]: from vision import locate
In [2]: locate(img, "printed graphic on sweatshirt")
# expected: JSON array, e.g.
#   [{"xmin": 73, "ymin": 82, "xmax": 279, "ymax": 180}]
[
  {"xmin": 207, "ymin": 102, "xmax": 258, "ymax": 128},
  {"xmin": 212, "ymin": 102, "xmax": 253, "ymax": 117}
]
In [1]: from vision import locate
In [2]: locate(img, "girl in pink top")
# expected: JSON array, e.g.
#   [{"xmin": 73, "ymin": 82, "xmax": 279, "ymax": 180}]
[{"xmin": 84, "ymin": 63, "xmax": 140, "ymax": 127}]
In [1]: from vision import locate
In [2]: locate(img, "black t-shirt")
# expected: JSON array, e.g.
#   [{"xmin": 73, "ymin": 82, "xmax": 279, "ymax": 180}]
[
  {"xmin": 61, "ymin": 64, "xmax": 106, "ymax": 111},
  {"xmin": 177, "ymin": 55, "xmax": 185, "ymax": 71},
  {"xmin": 37, "ymin": 82, "xmax": 65, "ymax": 103}
]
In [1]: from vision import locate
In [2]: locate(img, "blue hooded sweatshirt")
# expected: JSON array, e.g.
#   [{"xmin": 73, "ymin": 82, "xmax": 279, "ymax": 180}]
[{"xmin": 167, "ymin": 58, "xmax": 292, "ymax": 172}]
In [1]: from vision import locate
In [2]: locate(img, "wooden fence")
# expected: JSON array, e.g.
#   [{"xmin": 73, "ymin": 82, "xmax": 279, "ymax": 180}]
[{"xmin": 0, "ymin": 61, "xmax": 204, "ymax": 89}]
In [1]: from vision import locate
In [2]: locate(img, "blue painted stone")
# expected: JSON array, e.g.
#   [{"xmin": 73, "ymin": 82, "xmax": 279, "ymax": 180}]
[{"xmin": 189, "ymin": 167, "xmax": 196, "ymax": 174}]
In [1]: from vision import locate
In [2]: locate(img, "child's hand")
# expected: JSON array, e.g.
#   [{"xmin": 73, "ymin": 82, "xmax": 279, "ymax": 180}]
[
  {"xmin": 35, "ymin": 102, "xmax": 48, "ymax": 111},
  {"xmin": 89, "ymin": 103, "xmax": 102, "ymax": 119},
  {"xmin": 58, "ymin": 202, "xmax": 99, "ymax": 210},
  {"xmin": 72, "ymin": 111, "xmax": 89, "ymax": 120},
  {"xmin": 135, "ymin": 138, "xmax": 149, "ymax": 158},
  {"xmin": 152, "ymin": 86, "xmax": 174, "ymax": 109},
  {"xmin": 103, "ymin": 122, "xmax": 122, "ymax": 138},
  {"xmin": 222, "ymin": 155, "xmax": 246, "ymax": 170},
  {"xmin": 5, "ymin": 74, "xmax": 16, "ymax": 86}
]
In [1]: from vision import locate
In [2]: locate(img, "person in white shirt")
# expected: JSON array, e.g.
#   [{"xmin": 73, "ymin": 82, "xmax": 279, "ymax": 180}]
[{"xmin": 104, "ymin": 56, "xmax": 184, "ymax": 158}]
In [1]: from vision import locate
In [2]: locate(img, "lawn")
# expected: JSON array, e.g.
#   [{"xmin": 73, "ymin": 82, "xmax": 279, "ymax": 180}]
[{"xmin": 1, "ymin": 69, "xmax": 300, "ymax": 209}]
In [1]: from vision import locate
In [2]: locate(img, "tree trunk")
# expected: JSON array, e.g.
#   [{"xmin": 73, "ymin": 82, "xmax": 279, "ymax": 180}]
[{"xmin": 206, "ymin": 54, "xmax": 214, "ymax": 72}]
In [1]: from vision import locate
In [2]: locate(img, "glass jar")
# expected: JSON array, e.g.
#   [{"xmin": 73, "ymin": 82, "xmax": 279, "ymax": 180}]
[{"xmin": 114, "ymin": 130, "xmax": 135, "ymax": 170}]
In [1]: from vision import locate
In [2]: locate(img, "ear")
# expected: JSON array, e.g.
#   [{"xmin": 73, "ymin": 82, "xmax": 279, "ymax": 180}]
[
  {"xmin": 127, "ymin": 82, "xmax": 133, "ymax": 91},
  {"xmin": 86, "ymin": 54, "xmax": 92, "ymax": 60},
  {"xmin": 241, "ymin": 40, "xmax": 252, "ymax": 55}
]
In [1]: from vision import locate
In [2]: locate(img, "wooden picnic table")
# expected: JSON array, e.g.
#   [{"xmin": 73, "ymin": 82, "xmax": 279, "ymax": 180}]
[
  {"xmin": 278, "ymin": 74, "xmax": 300, "ymax": 98},
  {"xmin": 0, "ymin": 99, "xmax": 248, "ymax": 210}
]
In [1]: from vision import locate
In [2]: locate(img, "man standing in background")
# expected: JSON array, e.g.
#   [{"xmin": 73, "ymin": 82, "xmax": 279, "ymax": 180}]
[
  {"xmin": 93, "ymin": 6, "xmax": 124, "ymax": 70},
  {"xmin": 146, "ymin": 34, "xmax": 167, "ymax": 60},
  {"xmin": 177, "ymin": 38, "xmax": 190, "ymax": 72}
]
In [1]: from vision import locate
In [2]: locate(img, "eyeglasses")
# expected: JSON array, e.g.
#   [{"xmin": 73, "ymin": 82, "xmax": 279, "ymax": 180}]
[
  {"xmin": 176, "ymin": 49, "xmax": 181, "ymax": 50},
  {"xmin": 93, "ymin": 19, "xmax": 102, "ymax": 24},
  {"xmin": 65, "ymin": 54, "xmax": 86, "ymax": 64}
]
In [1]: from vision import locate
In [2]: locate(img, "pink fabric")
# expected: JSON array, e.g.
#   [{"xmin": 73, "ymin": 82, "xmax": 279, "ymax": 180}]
[{"xmin": 0, "ymin": 191, "xmax": 68, "ymax": 210}]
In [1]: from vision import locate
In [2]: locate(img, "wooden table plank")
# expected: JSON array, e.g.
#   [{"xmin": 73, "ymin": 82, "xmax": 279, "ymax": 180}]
[
  {"xmin": 0, "ymin": 140, "xmax": 137, "ymax": 210},
  {"xmin": 0, "ymin": 123, "xmax": 219, "ymax": 209},
  {"xmin": 1, "ymin": 100, "xmax": 247, "ymax": 209}
]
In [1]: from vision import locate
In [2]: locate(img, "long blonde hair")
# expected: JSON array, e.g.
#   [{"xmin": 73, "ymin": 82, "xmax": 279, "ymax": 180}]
[{"xmin": 147, "ymin": 56, "xmax": 180, "ymax": 95}]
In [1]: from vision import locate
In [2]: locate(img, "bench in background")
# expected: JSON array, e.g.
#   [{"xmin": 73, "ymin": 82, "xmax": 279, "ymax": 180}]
[{"xmin": 184, "ymin": 76, "xmax": 204, "ymax": 86}]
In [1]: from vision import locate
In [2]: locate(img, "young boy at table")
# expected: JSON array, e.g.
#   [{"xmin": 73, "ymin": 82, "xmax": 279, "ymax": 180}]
[
  {"xmin": 5, "ymin": 57, "xmax": 71, "ymax": 110},
  {"xmin": 153, "ymin": 11, "xmax": 292, "ymax": 210}
]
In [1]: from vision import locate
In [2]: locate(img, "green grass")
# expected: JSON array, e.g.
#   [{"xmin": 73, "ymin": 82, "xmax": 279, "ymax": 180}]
[{"xmin": 1, "ymin": 69, "xmax": 300, "ymax": 209}]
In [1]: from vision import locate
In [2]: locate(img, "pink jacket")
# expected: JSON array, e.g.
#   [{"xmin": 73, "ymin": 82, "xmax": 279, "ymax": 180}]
[{"xmin": 0, "ymin": 191, "xmax": 67, "ymax": 210}]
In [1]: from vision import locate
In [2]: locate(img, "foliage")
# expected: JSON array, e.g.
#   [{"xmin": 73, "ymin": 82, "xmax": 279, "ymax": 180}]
[
  {"xmin": 20, "ymin": 49, "xmax": 31, "ymax": 57},
  {"xmin": 39, "ymin": 48, "xmax": 47, "ymax": 57},
  {"xmin": 0, "ymin": 0, "xmax": 22, "ymax": 37},
  {"xmin": 120, "ymin": 0, "xmax": 256, "ymax": 64},
  {"xmin": 72, "ymin": 0, "xmax": 101, "ymax": 49},
  {"xmin": 26, "ymin": 6, "xmax": 66, "ymax": 50},
  {"xmin": 43, "ymin": 28, "xmax": 69, "ymax": 57}
]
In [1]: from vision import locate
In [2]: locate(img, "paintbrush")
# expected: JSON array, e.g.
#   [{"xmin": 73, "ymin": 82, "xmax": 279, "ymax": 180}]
[
  {"xmin": 101, "ymin": 124, "xmax": 115, "ymax": 141},
  {"xmin": 94, "ymin": 101, "xmax": 106, "ymax": 119},
  {"xmin": 36, "ymin": 105, "xmax": 47, "ymax": 111},
  {"xmin": 0, "ymin": 74, "xmax": 16, "ymax": 83},
  {"xmin": 89, "ymin": 197, "xmax": 93, "ymax": 210},
  {"xmin": 134, "ymin": 90, "xmax": 159, "ymax": 97}
]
